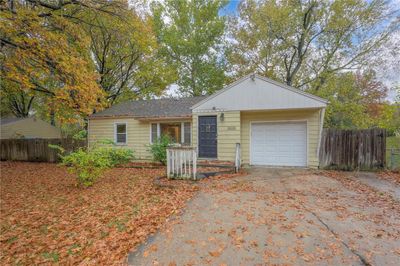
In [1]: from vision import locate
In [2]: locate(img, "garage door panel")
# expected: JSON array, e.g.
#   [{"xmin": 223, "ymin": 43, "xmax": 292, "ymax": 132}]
[{"xmin": 250, "ymin": 122, "xmax": 307, "ymax": 167}]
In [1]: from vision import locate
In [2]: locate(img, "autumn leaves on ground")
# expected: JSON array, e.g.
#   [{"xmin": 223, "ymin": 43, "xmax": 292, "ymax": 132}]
[
  {"xmin": 0, "ymin": 162, "xmax": 198, "ymax": 264},
  {"xmin": 1, "ymin": 162, "xmax": 399, "ymax": 265}
]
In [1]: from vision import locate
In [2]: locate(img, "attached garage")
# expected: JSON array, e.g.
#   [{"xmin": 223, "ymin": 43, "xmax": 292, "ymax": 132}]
[
  {"xmin": 250, "ymin": 122, "xmax": 307, "ymax": 167},
  {"xmin": 190, "ymin": 74, "xmax": 328, "ymax": 168}
]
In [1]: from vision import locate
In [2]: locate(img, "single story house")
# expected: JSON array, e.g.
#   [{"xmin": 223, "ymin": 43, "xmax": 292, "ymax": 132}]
[
  {"xmin": 88, "ymin": 74, "xmax": 328, "ymax": 168},
  {"xmin": 0, "ymin": 117, "xmax": 62, "ymax": 139}
]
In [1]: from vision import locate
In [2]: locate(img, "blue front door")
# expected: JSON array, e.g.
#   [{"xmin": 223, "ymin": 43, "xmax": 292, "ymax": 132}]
[{"xmin": 198, "ymin": 116, "xmax": 217, "ymax": 158}]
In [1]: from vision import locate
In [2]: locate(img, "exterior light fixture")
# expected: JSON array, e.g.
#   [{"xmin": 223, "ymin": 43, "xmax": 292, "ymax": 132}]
[{"xmin": 220, "ymin": 112, "xmax": 225, "ymax": 122}]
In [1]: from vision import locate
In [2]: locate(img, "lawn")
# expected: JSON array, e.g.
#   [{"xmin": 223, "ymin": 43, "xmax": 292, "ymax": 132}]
[
  {"xmin": 0, "ymin": 162, "xmax": 197, "ymax": 264},
  {"xmin": 387, "ymin": 136, "xmax": 400, "ymax": 169}
]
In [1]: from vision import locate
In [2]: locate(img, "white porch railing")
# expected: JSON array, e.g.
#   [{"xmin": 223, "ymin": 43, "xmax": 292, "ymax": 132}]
[
  {"xmin": 235, "ymin": 143, "xmax": 241, "ymax": 172},
  {"xmin": 166, "ymin": 146, "xmax": 197, "ymax": 179}
]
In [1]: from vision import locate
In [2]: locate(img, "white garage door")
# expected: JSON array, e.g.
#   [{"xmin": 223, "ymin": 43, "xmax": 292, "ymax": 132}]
[{"xmin": 250, "ymin": 122, "xmax": 307, "ymax": 166}]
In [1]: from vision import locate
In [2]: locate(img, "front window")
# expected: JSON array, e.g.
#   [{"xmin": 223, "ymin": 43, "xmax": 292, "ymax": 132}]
[
  {"xmin": 161, "ymin": 123, "xmax": 181, "ymax": 143},
  {"xmin": 115, "ymin": 123, "xmax": 127, "ymax": 144},
  {"xmin": 151, "ymin": 122, "xmax": 191, "ymax": 144}
]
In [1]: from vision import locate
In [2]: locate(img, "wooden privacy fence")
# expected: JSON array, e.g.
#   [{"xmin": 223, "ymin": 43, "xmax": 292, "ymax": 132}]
[
  {"xmin": 0, "ymin": 138, "xmax": 86, "ymax": 163},
  {"xmin": 166, "ymin": 146, "xmax": 197, "ymax": 179},
  {"xmin": 319, "ymin": 128, "xmax": 386, "ymax": 170}
]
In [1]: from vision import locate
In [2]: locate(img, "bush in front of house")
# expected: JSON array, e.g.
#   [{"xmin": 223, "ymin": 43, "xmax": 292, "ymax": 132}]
[
  {"xmin": 50, "ymin": 141, "xmax": 134, "ymax": 187},
  {"xmin": 61, "ymin": 148, "xmax": 111, "ymax": 187},
  {"xmin": 95, "ymin": 146, "xmax": 134, "ymax": 167},
  {"xmin": 148, "ymin": 135, "xmax": 171, "ymax": 165}
]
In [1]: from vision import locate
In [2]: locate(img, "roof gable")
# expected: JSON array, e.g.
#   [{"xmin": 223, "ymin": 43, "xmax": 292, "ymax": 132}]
[{"xmin": 192, "ymin": 74, "xmax": 327, "ymax": 112}]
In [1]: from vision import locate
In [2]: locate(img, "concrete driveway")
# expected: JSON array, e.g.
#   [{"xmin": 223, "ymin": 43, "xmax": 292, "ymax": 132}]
[{"xmin": 128, "ymin": 168, "xmax": 400, "ymax": 265}]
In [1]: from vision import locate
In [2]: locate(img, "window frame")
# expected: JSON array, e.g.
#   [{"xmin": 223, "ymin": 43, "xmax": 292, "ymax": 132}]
[
  {"xmin": 150, "ymin": 122, "xmax": 191, "ymax": 145},
  {"xmin": 114, "ymin": 122, "xmax": 127, "ymax": 145},
  {"xmin": 183, "ymin": 122, "xmax": 191, "ymax": 145}
]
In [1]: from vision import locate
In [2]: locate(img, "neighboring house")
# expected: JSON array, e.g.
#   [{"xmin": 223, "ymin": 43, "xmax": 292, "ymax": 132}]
[
  {"xmin": 0, "ymin": 117, "xmax": 62, "ymax": 139},
  {"xmin": 88, "ymin": 74, "xmax": 328, "ymax": 168}
]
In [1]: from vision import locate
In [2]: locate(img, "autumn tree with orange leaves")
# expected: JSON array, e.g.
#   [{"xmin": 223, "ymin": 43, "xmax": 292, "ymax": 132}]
[
  {"xmin": 0, "ymin": 0, "xmax": 172, "ymax": 125},
  {"xmin": 0, "ymin": 0, "xmax": 110, "ymax": 123}
]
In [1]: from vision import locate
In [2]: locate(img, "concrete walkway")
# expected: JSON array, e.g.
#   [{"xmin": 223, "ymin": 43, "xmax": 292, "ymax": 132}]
[{"xmin": 128, "ymin": 168, "xmax": 400, "ymax": 265}]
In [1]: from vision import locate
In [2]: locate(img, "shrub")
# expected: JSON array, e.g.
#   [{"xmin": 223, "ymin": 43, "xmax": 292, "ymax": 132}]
[
  {"xmin": 95, "ymin": 147, "xmax": 134, "ymax": 167},
  {"xmin": 61, "ymin": 148, "xmax": 111, "ymax": 187},
  {"xmin": 51, "ymin": 141, "xmax": 135, "ymax": 187},
  {"xmin": 148, "ymin": 135, "xmax": 171, "ymax": 165},
  {"xmin": 72, "ymin": 130, "xmax": 87, "ymax": 140}
]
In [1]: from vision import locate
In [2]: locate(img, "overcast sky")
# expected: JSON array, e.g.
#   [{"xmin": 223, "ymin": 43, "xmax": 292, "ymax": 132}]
[{"xmin": 161, "ymin": 0, "xmax": 399, "ymax": 101}]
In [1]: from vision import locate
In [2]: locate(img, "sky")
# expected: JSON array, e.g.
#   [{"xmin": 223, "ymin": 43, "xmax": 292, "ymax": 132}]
[
  {"xmin": 219, "ymin": 0, "xmax": 240, "ymax": 16},
  {"xmin": 166, "ymin": 0, "xmax": 400, "ymax": 101}
]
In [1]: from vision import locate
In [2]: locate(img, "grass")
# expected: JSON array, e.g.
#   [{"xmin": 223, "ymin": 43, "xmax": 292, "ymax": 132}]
[{"xmin": 386, "ymin": 136, "xmax": 400, "ymax": 170}]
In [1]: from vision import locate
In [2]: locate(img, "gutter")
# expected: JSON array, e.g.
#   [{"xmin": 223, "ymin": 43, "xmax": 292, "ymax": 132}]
[{"xmin": 88, "ymin": 115, "xmax": 192, "ymax": 121}]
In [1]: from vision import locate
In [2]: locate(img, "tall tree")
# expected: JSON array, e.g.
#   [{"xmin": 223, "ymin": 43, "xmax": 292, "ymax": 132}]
[
  {"xmin": 0, "ymin": 0, "xmax": 112, "ymax": 123},
  {"xmin": 315, "ymin": 70, "xmax": 392, "ymax": 129},
  {"xmin": 153, "ymin": 0, "xmax": 228, "ymax": 96},
  {"xmin": 85, "ymin": 2, "xmax": 175, "ymax": 105},
  {"xmin": 228, "ymin": 0, "xmax": 398, "ymax": 91},
  {"xmin": 0, "ymin": 78, "xmax": 35, "ymax": 117}
]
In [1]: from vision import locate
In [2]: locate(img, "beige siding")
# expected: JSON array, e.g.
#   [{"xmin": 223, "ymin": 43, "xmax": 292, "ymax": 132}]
[
  {"xmin": 89, "ymin": 108, "xmax": 322, "ymax": 167},
  {"xmin": 88, "ymin": 118, "xmax": 150, "ymax": 159},
  {"xmin": 88, "ymin": 117, "xmax": 191, "ymax": 160},
  {"xmin": 192, "ymin": 111, "xmax": 240, "ymax": 161},
  {"xmin": 240, "ymin": 109, "xmax": 321, "ymax": 168},
  {"xmin": 217, "ymin": 111, "xmax": 240, "ymax": 161},
  {"xmin": 1, "ymin": 118, "xmax": 61, "ymax": 139}
]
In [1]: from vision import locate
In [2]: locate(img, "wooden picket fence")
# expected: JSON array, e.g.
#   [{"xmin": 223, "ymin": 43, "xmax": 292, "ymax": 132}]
[
  {"xmin": 319, "ymin": 128, "xmax": 386, "ymax": 170},
  {"xmin": 0, "ymin": 138, "xmax": 86, "ymax": 163},
  {"xmin": 166, "ymin": 146, "xmax": 197, "ymax": 179}
]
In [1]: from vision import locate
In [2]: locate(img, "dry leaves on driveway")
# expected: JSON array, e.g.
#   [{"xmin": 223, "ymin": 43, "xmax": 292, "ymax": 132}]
[
  {"xmin": 0, "ymin": 162, "xmax": 197, "ymax": 265},
  {"xmin": 378, "ymin": 171, "xmax": 400, "ymax": 185}
]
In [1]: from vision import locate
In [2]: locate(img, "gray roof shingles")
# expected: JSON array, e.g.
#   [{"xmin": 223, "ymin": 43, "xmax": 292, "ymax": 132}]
[
  {"xmin": 89, "ymin": 96, "xmax": 207, "ymax": 119},
  {"xmin": 0, "ymin": 117, "xmax": 26, "ymax": 125}
]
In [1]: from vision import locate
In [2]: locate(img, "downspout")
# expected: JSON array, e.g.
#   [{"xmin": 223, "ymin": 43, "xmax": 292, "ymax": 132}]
[{"xmin": 316, "ymin": 108, "xmax": 325, "ymax": 163}]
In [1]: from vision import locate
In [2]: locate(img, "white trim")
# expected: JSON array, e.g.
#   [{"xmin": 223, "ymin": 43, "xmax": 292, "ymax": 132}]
[
  {"xmin": 249, "ymin": 120, "xmax": 308, "ymax": 167},
  {"xmin": 191, "ymin": 74, "xmax": 328, "ymax": 110},
  {"xmin": 316, "ymin": 108, "xmax": 326, "ymax": 159},
  {"xmin": 150, "ymin": 122, "xmax": 192, "ymax": 144},
  {"xmin": 182, "ymin": 121, "xmax": 192, "ymax": 145},
  {"xmin": 114, "ymin": 122, "xmax": 128, "ymax": 145},
  {"xmin": 149, "ymin": 123, "xmax": 161, "ymax": 144},
  {"xmin": 149, "ymin": 123, "xmax": 155, "ymax": 144},
  {"xmin": 192, "ymin": 107, "xmax": 323, "ymax": 114},
  {"xmin": 181, "ymin": 122, "xmax": 185, "ymax": 144}
]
